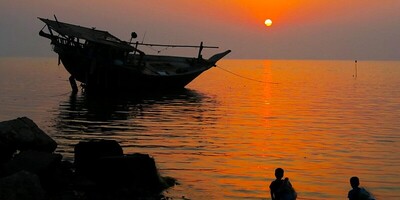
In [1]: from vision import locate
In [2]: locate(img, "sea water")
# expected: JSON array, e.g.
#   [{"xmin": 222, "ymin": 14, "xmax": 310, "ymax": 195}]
[{"xmin": 1, "ymin": 57, "xmax": 399, "ymax": 199}]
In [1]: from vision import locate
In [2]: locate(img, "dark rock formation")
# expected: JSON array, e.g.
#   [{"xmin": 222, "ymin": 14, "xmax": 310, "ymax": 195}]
[
  {"xmin": 1, "ymin": 150, "xmax": 62, "ymax": 177},
  {"xmin": 0, "ymin": 117, "xmax": 57, "ymax": 164},
  {"xmin": 0, "ymin": 170, "xmax": 46, "ymax": 200},
  {"xmin": 74, "ymin": 139, "xmax": 123, "ymax": 175},
  {"xmin": 0, "ymin": 140, "xmax": 15, "ymax": 164},
  {"xmin": 74, "ymin": 140, "xmax": 172, "ymax": 193},
  {"xmin": 92, "ymin": 153, "xmax": 162, "ymax": 189},
  {"xmin": 0, "ymin": 118, "xmax": 176, "ymax": 200}
]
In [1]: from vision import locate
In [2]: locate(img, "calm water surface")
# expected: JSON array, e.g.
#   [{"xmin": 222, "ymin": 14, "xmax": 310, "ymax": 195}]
[{"xmin": 1, "ymin": 57, "xmax": 400, "ymax": 199}]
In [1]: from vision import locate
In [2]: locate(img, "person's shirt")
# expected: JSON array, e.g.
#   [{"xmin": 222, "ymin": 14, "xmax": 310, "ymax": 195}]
[
  {"xmin": 270, "ymin": 179, "xmax": 284, "ymax": 199},
  {"xmin": 348, "ymin": 187, "xmax": 375, "ymax": 200},
  {"xmin": 348, "ymin": 187, "xmax": 360, "ymax": 200}
]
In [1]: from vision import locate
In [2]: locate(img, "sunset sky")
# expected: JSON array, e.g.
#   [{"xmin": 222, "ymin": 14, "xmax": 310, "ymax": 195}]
[{"xmin": 1, "ymin": 0, "xmax": 400, "ymax": 60}]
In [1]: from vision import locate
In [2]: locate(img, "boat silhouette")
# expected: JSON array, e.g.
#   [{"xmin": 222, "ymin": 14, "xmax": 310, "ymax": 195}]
[{"xmin": 39, "ymin": 16, "xmax": 231, "ymax": 92}]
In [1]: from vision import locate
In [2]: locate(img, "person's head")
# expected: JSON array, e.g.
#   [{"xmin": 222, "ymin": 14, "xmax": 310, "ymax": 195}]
[
  {"xmin": 275, "ymin": 168, "xmax": 284, "ymax": 179},
  {"xmin": 350, "ymin": 176, "xmax": 360, "ymax": 188}
]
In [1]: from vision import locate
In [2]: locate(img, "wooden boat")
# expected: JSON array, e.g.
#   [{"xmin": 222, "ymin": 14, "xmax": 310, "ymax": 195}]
[{"xmin": 38, "ymin": 17, "xmax": 231, "ymax": 92}]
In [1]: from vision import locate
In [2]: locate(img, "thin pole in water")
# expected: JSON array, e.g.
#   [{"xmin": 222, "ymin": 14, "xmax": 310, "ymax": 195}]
[{"xmin": 354, "ymin": 60, "xmax": 358, "ymax": 78}]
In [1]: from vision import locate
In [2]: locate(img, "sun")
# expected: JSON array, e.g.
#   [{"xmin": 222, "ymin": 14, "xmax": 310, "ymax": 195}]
[{"xmin": 264, "ymin": 19, "xmax": 272, "ymax": 27}]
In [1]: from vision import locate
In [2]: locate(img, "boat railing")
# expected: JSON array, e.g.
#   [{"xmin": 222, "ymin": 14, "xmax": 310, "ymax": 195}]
[
  {"xmin": 131, "ymin": 41, "xmax": 218, "ymax": 60},
  {"xmin": 54, "ymin": 37, "xmax": 85, "ymax": 49}
]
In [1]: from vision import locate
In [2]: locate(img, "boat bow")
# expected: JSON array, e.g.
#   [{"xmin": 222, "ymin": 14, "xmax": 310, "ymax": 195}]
[{"xmin": 208, "ymin": 50, "xmax": 231, "ymax": 66}]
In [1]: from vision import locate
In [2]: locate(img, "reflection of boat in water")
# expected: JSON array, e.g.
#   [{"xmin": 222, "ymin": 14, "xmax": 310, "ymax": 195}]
[
  {"xmin": 54, "ymin": 89, "xmax": 218, "ymax": 160},
  {"xmin": 56, "ymin": 89, "xmax": 213, "ymax": 132},
  {"xmin": 38, "ymin": 17, "xmax": 231, "ymax": 92}
]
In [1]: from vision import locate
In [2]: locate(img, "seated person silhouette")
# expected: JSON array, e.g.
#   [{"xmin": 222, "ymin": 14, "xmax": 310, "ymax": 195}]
[
  {"xmin": 348, "ymin": 176, "xmax": 375, "ymax": 200},
  {"xmin": 269, "ymin": 168, "xmax": 297, "ymax": 200}
]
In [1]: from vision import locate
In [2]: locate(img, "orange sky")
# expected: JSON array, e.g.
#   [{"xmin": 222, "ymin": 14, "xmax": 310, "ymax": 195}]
[
  {"xmin": 1, "ymin": 0, "xmax": 400, "ymax": 59},
  {"xmin": 226, "ymin": 1, "xmax": 387, "ymax": 28}
]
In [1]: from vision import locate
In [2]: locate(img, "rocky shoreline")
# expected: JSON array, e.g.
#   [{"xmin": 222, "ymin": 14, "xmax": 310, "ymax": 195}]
[{"xmin": 0, "ymin": 117, "xmax": 176, "ymax": 200}]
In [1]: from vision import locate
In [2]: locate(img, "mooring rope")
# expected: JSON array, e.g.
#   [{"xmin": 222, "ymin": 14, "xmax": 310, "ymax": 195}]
[{"xmin": 215, "ymin": 65, "xmax": 268, "ymax": 83}]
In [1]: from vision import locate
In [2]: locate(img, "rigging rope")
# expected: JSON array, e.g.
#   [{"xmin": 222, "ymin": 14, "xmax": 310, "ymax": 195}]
[{"xmin": 215, "ymin": 65, "xmax": 268, "ymax": 84}]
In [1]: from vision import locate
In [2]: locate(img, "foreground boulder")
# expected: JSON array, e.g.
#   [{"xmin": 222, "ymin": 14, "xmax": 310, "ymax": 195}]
[
  {"xmin": 1, "ymin": 150, "xmax": 62, "ymax": 178},
  {"xmin": 0, "ymin": 170, "xmax": 46, "ymax": 200},
  {"xmin": 92, "ymin": 153, "xmax": 162, "ymax": 190},
  {"xmin": 0, "ymin": 117, "xmax": 57, "ymax": 163},
  {"xmin": 74, "ymin": 139, "xmax": 123, "ymax": 175},
  {"xmin": 0, "ymin": 140, "xmax": 14, "ymax": 164},
  {"xmin": 74, "ymin": 140, "xmax": 172, "ymax": 194}
]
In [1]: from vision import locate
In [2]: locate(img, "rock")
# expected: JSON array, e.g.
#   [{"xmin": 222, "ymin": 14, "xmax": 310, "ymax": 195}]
[
  {"xmin": 161, "ymin": 176, "xmax": 177, "ymax": 188},
  {"xmin": 74, "ymin": 139, "xmax": 123, "ymax": 175},
  {"xmin": 0, "ymin": 170, "xmax": 46, "ymax": 200},
  {"xmin": 0, "ymin": 140, "xmax": 15, "ymax": 164},
  {"xmin": 77, "ymin": 153, "xmax": 171, "ymax": 200},
  {"xmin": 2, "ymin": 150, "xmax": 62, "ymax": 178},
  {"xmin": 73, "ymin": 140, "xmax": 175, "ymax": 195},
  {"xmin": 0, "ymin": 117, "xmax": 57, "ymax": 154},
  {"xmin": 92, "ymin": 154, "xmax": 163, "ymax": 190}
]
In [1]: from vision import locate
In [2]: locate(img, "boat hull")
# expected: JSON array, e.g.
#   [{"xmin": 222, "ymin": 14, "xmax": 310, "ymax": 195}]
[{"xmin": 56, "ymin": 46, "xmax": 211, "ymax": 92}]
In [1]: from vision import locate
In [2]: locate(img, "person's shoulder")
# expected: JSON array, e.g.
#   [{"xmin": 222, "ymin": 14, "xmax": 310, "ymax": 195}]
[
  {"xmin": 269, "ymin": 180, "xmax": 276, "ymax": 187},
  {"xmin": 348, "ymin": 188, "xmax": 357, "ymax": 198},
  {"xmin": 269, "ymin": 179, "xmax": 280, "ymax": 188}
]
